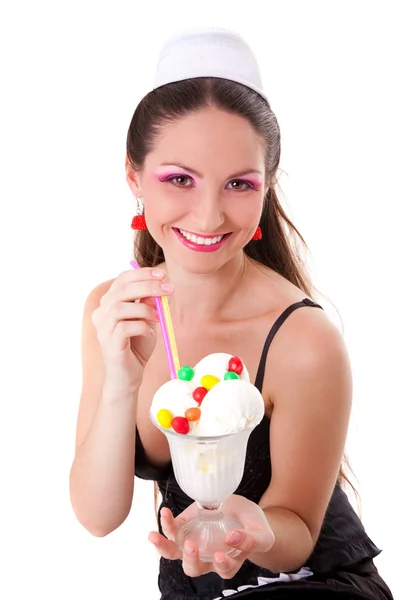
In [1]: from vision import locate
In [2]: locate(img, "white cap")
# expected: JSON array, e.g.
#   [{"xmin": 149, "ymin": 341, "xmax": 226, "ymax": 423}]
[{"xmin": 153, "ymin": 27, "xmax": 269, "ymax": 105}]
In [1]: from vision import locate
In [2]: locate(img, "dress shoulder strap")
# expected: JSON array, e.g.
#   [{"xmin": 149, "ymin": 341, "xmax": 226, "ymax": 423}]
[{"xmin": 254, "ymin": 298, "xmax": 323, "ymax": 392}]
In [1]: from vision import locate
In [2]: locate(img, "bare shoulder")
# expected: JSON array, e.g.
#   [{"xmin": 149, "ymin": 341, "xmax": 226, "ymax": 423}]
[
  {"xmin": 267, "ymin": 300, "xmax": 351, "ymax": 397},
  {"xmin": 259, "ymin": 300, "xmax": 353, "ymax": 541}
]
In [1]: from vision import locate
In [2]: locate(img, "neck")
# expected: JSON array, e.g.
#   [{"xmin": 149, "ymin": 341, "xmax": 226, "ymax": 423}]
[{"xmin": 164, "ymin": 252, "xmax": 250, "ymax": 326}]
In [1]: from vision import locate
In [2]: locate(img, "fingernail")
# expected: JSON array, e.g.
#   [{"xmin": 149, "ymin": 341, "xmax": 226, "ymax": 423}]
[
  {"xmin": 152, "ymin": 268, "xmax": 165, "ymax": 278},
  {"xmin": 185, "ymin": 543, "xmax": 196, "ymax": 556},
  {"xmin": 215, "ymin": 556, "xmax": 226, "ymax": 565},
  {"xmin": 227, "ymin": 531, "xmax": 242, "ymax": 545},
  {"xmin": 161, "ymin": 282, "xmax": 174, "ymax": 293}
]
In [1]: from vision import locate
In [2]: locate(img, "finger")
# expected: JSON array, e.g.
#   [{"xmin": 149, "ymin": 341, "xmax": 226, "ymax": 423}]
[
  {"xmin": 181, "ymin": 541, "xmax": 208, "ymax": 578},
  {"xmin": 104, "ymin": 266, "xmax": 169, "ymax": 304},
  {"xmin": 225, "ymin": 528, "xmax": 275, "ymax": 555},
  {"xmin": 97, "ymin": 320, "xmax": 155, "ymax": 353},
  {"xmin": 114, "ymin": 319, "xmax": 156, "ymax": 340},
  {"xmin": 160, "ymin": 507, "xmax": 187, "ymax": 541},
  {"xmin": 114, "ymin": 265, "xmax": 166, "ymax": 289},
  {"xmin": 148, "ymin": 531, "xmax": 181, "ymax": 560},
  {"xmin": 101, "ymin": 269, "xmax": 163, "ymax": 305},
  {"xmin": 104, "ymin": 279, "xmax": 174, "ymax": 307},
  {"xmin": 212, "ymin": 550, "xmax": 245, "ymax": 580},
  {"xmin": 159, "ymin": 507, "xmax": 175, "ymax": 540},
  {"xmin": 140, "ymin": 296, "xmax": 158, "ymax": 311},
  {"xmin": 99, "ymin": 301, "xmax": 159, "ymax": 335}
]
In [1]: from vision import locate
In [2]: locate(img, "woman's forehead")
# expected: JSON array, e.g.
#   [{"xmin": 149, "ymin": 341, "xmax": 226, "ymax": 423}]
[{"xmin": 145, "ymin": 108, "xmax": 266, "ymax": 173}]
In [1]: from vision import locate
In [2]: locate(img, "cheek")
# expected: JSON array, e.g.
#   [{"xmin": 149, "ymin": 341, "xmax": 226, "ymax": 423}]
[
  {"xmin": 143, "ymin": 191, "xmax": 184, "ymax": 225},
  {"xmin": 228, "ymin": 198, "xmax": 263, "ymax": 227}
]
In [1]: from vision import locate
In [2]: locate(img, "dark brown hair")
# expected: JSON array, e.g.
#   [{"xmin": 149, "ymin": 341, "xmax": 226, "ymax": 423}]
[{"xmin": 126, "ymin": 77, "xmax": 356, "ymax": 495}]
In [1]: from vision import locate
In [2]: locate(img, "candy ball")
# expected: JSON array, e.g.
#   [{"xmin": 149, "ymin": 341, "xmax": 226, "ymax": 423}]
[
  {"xmin": 171, "ymin": 416, "xmax": 190, "ymax": 435},
  {"xmin": 228, "ymin": 356, "xmax": 243, "ymax": 375},
  {"xmin": 185, "ymin": 407, "xmax": 201, "ymax": 422},
  {"xmin": 156, "ymin": 408, "xmax": 173, "ymax": 428},
  {"xmin": 201, "ymin": 375, "xmax": 220, "ymax": 390},
  {"xmin": 178, "ymin": 366, "xmax": 195, "ymax": 381},
  {"xmin": 224, "ymin": 371, "xmax": 240, "ymax": 380},
  {"xmin": 193, "ymin": 387, "xmax": 208, "ymax": 404}
]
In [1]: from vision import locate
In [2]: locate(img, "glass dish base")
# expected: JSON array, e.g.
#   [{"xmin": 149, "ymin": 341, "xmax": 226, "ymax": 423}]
[{"xmin": 176, "ymin": 502, "xmax": 243, "ymax": 563}]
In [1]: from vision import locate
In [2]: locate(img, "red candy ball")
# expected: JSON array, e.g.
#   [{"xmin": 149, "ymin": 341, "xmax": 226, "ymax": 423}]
[
  {"xmin": 171, "ymin": 416, "xmax": 190, "ymax": 435},
  {"xmin": 193, "ymin": 387, "xmax": 208, "ymax": 404},
  {"xmin": 228, "ymin": 356, "xmax": 243, "ymax": 375}
]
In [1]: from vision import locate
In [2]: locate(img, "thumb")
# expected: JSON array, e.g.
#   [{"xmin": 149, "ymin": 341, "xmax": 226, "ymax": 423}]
[
  {"xmin": 140, "ymin": 297, "xmax": 159, "ymax": 333},
  {"xmin": 225, "ymin": 527, "xmax": 275, "ymax": 555}
]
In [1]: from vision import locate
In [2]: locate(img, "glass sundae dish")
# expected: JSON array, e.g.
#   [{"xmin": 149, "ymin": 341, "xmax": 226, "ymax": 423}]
[{"xmin": 150, "ymin": 353, "xmax": 264, "ymax": 562}]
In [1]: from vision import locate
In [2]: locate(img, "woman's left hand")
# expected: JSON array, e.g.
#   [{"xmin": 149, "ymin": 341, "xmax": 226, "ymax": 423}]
[{"xmin": 148, "ymin": 494, "xmax": 275, "ymax": 579}]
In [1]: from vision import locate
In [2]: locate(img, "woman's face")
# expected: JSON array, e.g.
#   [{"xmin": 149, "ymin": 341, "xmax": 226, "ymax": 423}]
[{"xmin": 129, "ymin": 107, "xmax": 267, "ymax": 273}]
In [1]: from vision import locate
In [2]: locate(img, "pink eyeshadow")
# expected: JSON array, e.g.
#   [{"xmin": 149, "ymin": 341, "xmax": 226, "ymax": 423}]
[
  {"xmin": 154, "ymin": 166, "xmax": 192, "ymax": 175},
  {"xmin": 244, "ymin": 178, "xmax": 263, "ymax": 190},
  {"xmin": 157, "ymin": 172, "xmax": 190, "ymax": 181},
  {"xmin": 153, "ymin": 166, "xmax": 263, "ymax": 190}
]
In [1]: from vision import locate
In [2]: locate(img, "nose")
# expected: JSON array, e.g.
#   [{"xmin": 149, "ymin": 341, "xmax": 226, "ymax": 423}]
[{"xmin": 191, "ymin": 190, "xmax": 225, "ymax": 233}]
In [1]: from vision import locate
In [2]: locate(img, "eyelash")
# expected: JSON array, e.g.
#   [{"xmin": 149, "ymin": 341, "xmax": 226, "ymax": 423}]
[{"xmin": 160, "ymin": 175, "xmax": 255, "ymax": 191}]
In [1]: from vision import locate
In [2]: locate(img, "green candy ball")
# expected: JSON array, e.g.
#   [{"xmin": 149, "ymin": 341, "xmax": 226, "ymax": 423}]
[
  {"xmin": 178, "ymin": 366, "xmax": 195, "ymax": 381},
  {"xmin": 224, "ymin": 371, "xmax": 240, "ymax": 380}
]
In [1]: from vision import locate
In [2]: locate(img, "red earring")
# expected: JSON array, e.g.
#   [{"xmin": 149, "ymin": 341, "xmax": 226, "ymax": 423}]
[
  {"xmin": 131, "ymin": 197, "xmax": 147, "ymax": 231},
  {"xmin": 251, "ymin": 226, "xmax": 262, "ymax": 241}
]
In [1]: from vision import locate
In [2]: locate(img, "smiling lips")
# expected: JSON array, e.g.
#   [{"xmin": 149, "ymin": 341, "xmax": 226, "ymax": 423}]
[{"xmin": 173, "ymin": 228, "xmax": 231, "ymax": 252}]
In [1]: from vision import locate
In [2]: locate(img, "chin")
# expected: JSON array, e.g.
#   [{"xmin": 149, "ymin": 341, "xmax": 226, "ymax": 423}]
[{"xmin": 166, "ymin": 247, "xmax": 244, "ymax": 275}]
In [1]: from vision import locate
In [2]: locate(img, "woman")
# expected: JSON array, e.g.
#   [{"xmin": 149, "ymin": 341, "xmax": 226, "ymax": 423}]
[{"xmin": 69, "ymin": 28, "xmax": 393, "ymax": 599}]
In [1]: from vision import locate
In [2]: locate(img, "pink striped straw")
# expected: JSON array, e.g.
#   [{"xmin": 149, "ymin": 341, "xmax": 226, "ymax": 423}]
[{"xmin": 130, "ymin": 261, "xmax": 177, "ymax": 379}]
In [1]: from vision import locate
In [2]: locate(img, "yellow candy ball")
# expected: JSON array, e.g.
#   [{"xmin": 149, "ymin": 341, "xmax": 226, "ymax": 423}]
[
  {"xmin": 157, "ymin": 408, "xmax": 173, "ymax": 428},
  {"xmin": 200, "ymin": 375, "xmax": 220, "ymax": 390}
]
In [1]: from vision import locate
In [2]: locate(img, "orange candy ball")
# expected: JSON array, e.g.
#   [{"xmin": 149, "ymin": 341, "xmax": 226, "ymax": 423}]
[{"xmin": 185, "ymin": 407, "xmax": 201, "ymax": 422}]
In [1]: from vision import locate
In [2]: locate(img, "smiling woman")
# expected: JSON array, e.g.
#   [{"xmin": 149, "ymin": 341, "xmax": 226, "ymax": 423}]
[
  {"xmin": 156, "ymin": 159, "xmax": 263, "ymax": 251},
  {"xmin": 126, "ymin": 105, "xmax": 268, "ymax": 272},
  {"xmin": 69, "ymin": 27, "xmax": 394, "ymax": 600}
]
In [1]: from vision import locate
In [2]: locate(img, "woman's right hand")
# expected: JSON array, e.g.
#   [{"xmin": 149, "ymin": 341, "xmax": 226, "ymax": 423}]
[{"xmin": 91, "ymin": 266, "xmax": 174, "ymax": 393}]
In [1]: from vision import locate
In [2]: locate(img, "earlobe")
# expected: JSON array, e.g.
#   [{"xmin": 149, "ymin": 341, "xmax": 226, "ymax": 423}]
[{"xmin": 125, "ymin": 159, "xmax": 141, "ymax": 196}]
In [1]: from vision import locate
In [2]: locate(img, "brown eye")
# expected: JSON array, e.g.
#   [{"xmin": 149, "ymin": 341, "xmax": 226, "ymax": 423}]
[
  {"xmin": 172, "ymin": 175, "xmax": 192, "ymax": 186},
  {"xmin": 228, "ymin": 180, "xmax": 250, "ymax": 190}
]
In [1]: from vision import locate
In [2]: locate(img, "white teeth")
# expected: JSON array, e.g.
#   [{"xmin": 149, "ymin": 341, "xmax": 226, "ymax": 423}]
[{"xmin": 179, "ymin": 229, "xmax": 224, "ymax": 245}]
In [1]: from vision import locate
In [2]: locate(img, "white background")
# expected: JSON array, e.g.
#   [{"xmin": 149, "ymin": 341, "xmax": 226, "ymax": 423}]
[{"xmin": 1, "ymin": 1, "xmax": 398, "ymax": 598}]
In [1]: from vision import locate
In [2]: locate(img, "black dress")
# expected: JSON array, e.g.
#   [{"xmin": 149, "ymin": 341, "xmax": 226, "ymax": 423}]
[{"xmin": 135, "ymin": 299, "xmax": 393, "ymax": 600}]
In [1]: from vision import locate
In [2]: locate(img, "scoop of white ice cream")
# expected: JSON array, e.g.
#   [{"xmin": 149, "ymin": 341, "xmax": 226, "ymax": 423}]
[
  {"xmin": 192, "ymin": 352, "xmax": 250, "ymax": 388},
  {"xmin": 192, "ymin": 379, "xmax": 264, "ymax": 436},
  {"xmin": 150, "ymin": 378, "xmax": 197, "ymax": 421}
]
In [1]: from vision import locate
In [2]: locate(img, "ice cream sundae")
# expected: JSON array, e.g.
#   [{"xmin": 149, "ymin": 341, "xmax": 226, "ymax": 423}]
[{"xmin": 150, "ymin": 353, "xmax": 264, "ymax": 561}]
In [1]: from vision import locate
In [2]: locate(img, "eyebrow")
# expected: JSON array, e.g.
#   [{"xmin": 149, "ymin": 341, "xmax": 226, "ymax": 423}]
[{"xmin": 159, "ymin": 162, "xmax": 263, "ymax": 179}]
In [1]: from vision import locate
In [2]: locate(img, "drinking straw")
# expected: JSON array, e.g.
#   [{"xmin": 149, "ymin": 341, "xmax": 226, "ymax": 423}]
[
  {"xmin": 160, "ymin": 295, "xmax": 181, "ymax": 376},
  {"xmin": 130, "ymin": 261, "xmax": 179, "ymax": 379}
]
